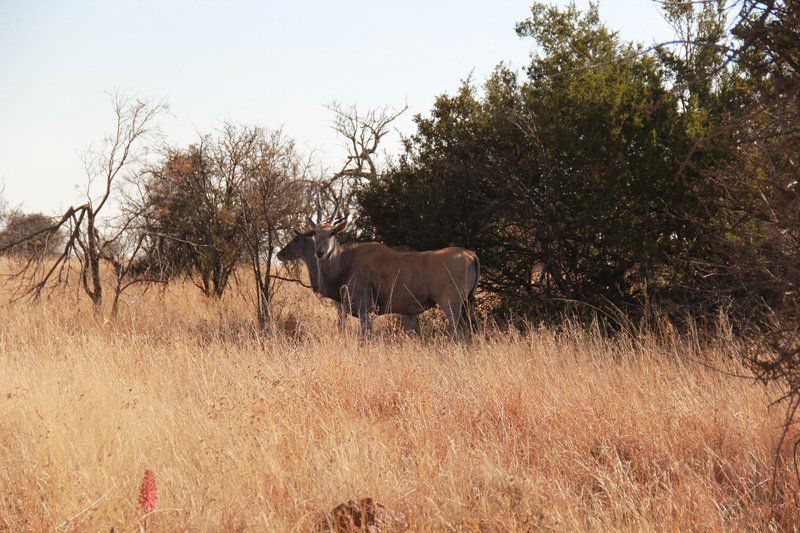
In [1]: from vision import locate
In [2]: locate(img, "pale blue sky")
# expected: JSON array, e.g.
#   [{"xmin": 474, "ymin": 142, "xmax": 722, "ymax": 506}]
[{"xmin": 0, "ymin": 1, "xmax": 676, "ymax": 213}]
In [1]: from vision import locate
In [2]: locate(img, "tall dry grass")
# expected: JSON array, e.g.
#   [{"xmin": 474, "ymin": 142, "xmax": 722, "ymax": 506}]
[{"xmin": 1, "ymin": 272, "xmax": 798, "ymax": 531}]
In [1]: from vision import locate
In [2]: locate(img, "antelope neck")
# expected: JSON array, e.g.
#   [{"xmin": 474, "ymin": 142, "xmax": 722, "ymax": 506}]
[
  {"xmin": 317, "ymin": 240, "xmax": 347, "ymax": 300},
  {"xmin": 298, "ymin": 237, "xmax": 320, "ymax": 292}
]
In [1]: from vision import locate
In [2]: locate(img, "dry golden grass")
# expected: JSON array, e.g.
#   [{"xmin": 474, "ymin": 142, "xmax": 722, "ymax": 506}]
[{"xmin": 1, "ymin": 272, "xmax": 798, "ymax": 531}]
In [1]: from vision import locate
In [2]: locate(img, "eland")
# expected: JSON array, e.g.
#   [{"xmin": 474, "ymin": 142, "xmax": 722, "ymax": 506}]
[
  {"xmin": 307, "ymin": 216, "xmax": 480, "ymax": 340},
  {"xmin": 277, "ymin": 229, "xmax": 421, "ymax": 334}
]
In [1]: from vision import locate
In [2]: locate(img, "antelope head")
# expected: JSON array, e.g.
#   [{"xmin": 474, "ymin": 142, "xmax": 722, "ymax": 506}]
[
  {"xmin": 307, "ymin": 216, "xmax": 348, "ymax": 260},
  {"xmin": 276, "ymin": 229, "xmax": 313, "ymax": 262},
  {"xmin": 306, "ymin": 184, "xmax": 348, "ymax": 259}
]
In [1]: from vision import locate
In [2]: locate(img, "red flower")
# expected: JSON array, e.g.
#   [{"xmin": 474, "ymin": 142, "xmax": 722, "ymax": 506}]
[{"xmin": 138, "ymin": 469, "xmax": 158, "ymax": 513}]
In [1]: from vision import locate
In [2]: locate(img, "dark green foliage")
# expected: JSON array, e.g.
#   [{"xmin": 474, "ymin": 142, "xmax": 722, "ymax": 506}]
[{"xmin": 358, "ymin": 2, "xmax": 739, "ymax": 322}]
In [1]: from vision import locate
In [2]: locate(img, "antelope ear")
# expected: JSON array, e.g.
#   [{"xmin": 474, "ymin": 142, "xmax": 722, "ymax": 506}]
[
  {"xmin": 307, "ymin": 217, "xmax": 316, "ymax": 230},
  {"xmin": 332, "ymin": 218, "xmax": 348, "ymax": 234}
]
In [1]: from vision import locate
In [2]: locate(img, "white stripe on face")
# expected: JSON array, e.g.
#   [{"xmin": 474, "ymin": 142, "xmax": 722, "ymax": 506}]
[{"xmin": 314, "ymin": 229, "xmax": 336, "ymax": 259}]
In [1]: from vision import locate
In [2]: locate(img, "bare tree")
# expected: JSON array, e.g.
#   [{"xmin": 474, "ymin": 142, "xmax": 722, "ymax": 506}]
[
  {"xmin": 239, "ymin": 128, "xmax": 311, "ymax": 329},
  {"xmin": 319, "ymin": 102, "xmax": 407, "ymax": 219},
  {"xmin": 138, "ymin": 122, "xmax": 311, "ymax": 327},
  {"xmin": 141, "ymin": 134, "xmax": 246, "ymax": 298},
  {"xmin": 0, "ymin": 93, "xmax": 166, "ymax": 311},
  {"xmin": 0, "ymin": 185, "xmax": 8, "ymax": 224},
  {"xmin": 102, "ymin": 207, "xmax": 174, "ymax": 318}
]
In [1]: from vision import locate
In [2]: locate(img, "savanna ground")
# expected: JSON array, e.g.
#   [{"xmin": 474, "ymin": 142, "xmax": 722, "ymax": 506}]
[{"xmin": 1, "ymin": 266, "xmax": 799, "ymax": 531}]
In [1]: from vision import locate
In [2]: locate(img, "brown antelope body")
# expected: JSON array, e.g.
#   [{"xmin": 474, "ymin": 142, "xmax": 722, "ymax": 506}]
[
  {"xmin": 277, "ymin": 230, "xmax": 421, "ymax": 334},
  {"xmin": 308, "ymin": 218, "xmax": 480, "ymax": 340}
]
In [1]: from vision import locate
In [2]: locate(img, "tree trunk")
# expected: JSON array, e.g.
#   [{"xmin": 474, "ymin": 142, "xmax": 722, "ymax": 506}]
[
  {"xmin": 86, "ymin": 212, "xmax": 103, "ymax": 310},
  {"xmin": 111, "ymin": 285, "xmax": 122, "ymax": 318},
  {"xmin": 258, "ymin": 227, "xmax": 274, "ymax": 330},
  {"xmin": 251, "ymin": 223, "xmax": 274, "ymax": 332}
]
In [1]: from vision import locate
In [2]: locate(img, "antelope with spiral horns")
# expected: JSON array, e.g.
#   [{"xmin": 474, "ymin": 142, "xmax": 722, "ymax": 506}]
[
  {"xmin": 277, "ymin": 188, "xmax": 421, "ymax": 334},
  {"xmin": 304, "ymin": 192, "xmax": 480, "ymax": 340}
]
